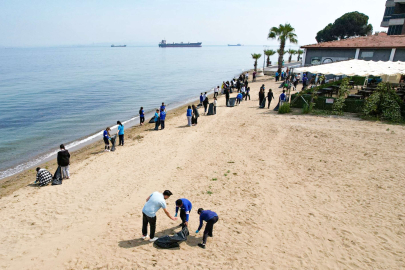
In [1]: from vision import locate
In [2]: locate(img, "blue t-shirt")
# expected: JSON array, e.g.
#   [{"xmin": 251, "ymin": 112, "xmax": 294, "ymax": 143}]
[
  {"xmin": 103, "ymin": 130, "xmax": 109, "ymax": 140},
  {"xmin": 175, "ymin": 198, "xmax": 192, "ymax": 221},
  {"xmin": 280, "ymin": 93, "xmax": 286, "ymax": 101},
  {"xmin": 200, "ymin": 96, "xmax": 203, "ymax": 102},
  {"xmin": 160, "ymin": 111, "xmax": 166, "ymax": 121},
  {"xmin": 140, "ymin": 110, "xmax": 144, "ymax": 117},
  {"xmin": 118, "ymin": 125, "xmax": 124, "ymax": 135},
  {"xmin": 197, "ymin": 210, "xmax": 218, "ymax": 231},
  {"xmin": 160, "ymin": 105, "xmax": 166, "ymax": 112},
  {"xmin": 142, "ymin": 192, "xmax": 167, "ymax": 218},
  {"xmin": 187, "ymin": 109, "xmax": 192, "ymax": 116},
  {"xmin": 154, "ymin": 112, "xmax": 159, "ymax": 122},
  {"xmin": 237, "ymin": 93, "xmax": 243, "ymax": 100}
]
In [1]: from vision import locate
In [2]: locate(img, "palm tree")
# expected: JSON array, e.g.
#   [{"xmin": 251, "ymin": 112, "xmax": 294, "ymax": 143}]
[
  {"xmin": 264, "ymin": 49, "xmax": 276, "ymax": 67},
  {"xmin": 268, "ymin": 23, "xmax": 298, "ymax": 73},
  {"xmin": 277, "ymin": 49, "xmax": 287, "ymax": 67},
  {"xmin": 287, "ymin": 49, "xmax": 297, "ymax": 63},
  {"xmin": 297, "ymin": 49, "xmax": 304, "ymax": 62},
  {"xmin": 251, "ymin": 53, "xmax": 262, "ymax": 72}
]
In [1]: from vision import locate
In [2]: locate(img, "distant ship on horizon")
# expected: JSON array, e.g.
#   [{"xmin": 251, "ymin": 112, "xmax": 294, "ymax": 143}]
[
  {"xmin": 111, "ymin": 45, "xmax": 126, "ymax": 47},
  {"xmin": 159, "ymin": 40, "xmax": 202, "ymax": 48},
  {"xmin": 228, "ymin": 44, "xmax": 242, "ymax": 46}
]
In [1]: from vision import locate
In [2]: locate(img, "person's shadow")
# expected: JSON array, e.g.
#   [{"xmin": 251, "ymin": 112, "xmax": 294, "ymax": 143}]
[{"xmin": 118, "ymin": 225, "xmax": 180, "ymax": 249}]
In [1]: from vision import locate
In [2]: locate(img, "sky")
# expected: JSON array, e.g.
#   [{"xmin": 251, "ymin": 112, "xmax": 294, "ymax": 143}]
[{"xmin": 0, "ymin": 0, "xmax": 386, "ymax": 48}]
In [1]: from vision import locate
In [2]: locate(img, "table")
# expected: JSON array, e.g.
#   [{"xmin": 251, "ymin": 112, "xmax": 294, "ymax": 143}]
[
  {"xmin": 321, "ymin": 88, "xmax": 334, "ymax": 97},
  {"xmin": 347, "ymin": 95, "xmax": 363, "ymax": 99}
]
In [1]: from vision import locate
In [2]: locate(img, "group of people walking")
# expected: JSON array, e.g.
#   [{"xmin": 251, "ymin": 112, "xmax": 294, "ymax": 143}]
[{"xmin": 142, "ymin": 190, "xmax": 219, "ymax": 249}]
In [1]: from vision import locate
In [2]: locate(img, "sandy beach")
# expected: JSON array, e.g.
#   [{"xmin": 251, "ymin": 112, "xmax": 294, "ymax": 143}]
[{"xmin": 0, "ymin": 76, "xmax": 405, "ymax": 269}]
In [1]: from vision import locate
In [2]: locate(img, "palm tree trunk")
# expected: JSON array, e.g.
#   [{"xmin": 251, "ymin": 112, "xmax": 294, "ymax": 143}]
[
  {"xmin": 297, "ymin": 54, "xmax": 301, "ymax": 62},
  {"xmin": 277, "ymin": 41, "xmax": 285, "ymax": 73},
  {"xmin": 288, "ymin": 55, "xmax": 292, "ymax": 63}
]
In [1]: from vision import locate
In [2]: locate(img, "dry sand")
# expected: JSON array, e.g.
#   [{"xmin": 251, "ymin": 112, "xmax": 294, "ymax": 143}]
[{"xmin": 0, "ymin": 77, "xmax": 405, "ymax": 269}]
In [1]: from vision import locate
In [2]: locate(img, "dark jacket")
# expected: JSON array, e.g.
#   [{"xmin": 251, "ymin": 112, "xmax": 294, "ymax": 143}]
[
  {"xmin": 267, "ymin": 92, "xmax": 274, "ymax": 100},
  {"xmin": 193, "ymin": 107, "xmax": 200, "ymax": 118},
  {"xmin": 57, "ymin": 150, "xmax": 70, "ymax": 167},
  {"xmin": 203, "ymin": 97, "xmax": 209, "ymax": 106}
]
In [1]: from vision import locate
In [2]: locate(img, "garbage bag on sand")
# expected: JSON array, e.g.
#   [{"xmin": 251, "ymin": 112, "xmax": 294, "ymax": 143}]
[
  {"xmin": 154, "ymin": 226, "xmax": 189, "ymax": 249},
  {"xmin": 52, "ymin": 166, "xmax": 63, "ymax": 185}
]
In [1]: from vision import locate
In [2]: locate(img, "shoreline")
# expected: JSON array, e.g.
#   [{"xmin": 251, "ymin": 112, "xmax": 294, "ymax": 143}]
[{"xmin": 0, "ymin": 69, "xmax": 260, "ymax": 198}]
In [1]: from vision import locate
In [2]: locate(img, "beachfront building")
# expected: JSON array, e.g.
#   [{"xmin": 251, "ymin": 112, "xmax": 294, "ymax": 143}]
[
  {"xmin": 300, "ymin": 33, "xmax": 405, "ymax": 67},
  {"xmin": 381, "ymin": 0, "xmax": 405, "ymax": 35}
]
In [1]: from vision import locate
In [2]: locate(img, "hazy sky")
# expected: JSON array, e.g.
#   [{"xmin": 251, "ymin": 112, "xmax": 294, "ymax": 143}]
[{"xmin": 0, "ymin": 0, "xmax": 386, "ymax": 48}]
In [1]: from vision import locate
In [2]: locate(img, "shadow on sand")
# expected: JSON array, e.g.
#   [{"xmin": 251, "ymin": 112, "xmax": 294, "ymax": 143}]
[{"xmin": 118, "ymin": 225, "xmax": 180, "ymax": 249}]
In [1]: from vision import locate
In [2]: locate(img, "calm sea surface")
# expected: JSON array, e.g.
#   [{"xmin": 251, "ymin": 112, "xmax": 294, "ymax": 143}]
[{"xmin": 0, "ymin": 45, "xmax": 265, "ymax": 179}]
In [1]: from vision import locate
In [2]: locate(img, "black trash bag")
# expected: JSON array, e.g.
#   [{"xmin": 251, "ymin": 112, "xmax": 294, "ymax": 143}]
[
  {"xmin": 52, "ymin": 166, "xmax": 63, "ymax": 185},
  {"xmin": 110, "ymin": 134, "xmax": 117, "ymax": 152},
  {"xmin": 154, "ymin": 226, "xmax": 189, "ymax": 249}
]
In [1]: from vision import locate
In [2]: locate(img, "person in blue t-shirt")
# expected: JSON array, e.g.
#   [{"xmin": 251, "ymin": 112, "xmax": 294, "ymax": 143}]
[
  {"xmin": 199, "ymin": 93, "xmax": 204, "ymax": 106},
  {"xmin": 160, "ymin": 110, "xmax": 166, "ymax": 130},
  {"xmin": 103, "ymin": 127, "xmax": 111, "ymax": 152},
  {"xmin": 139, "ymin": 107, "xmax": 145, "ymax": 126},
  {"xmin": 187, "ymin": 106, "xmax": 193, "ymax": 127},
  {"xmin": 280, "ymin": 90, "xmax": 286, "ymax": 102},
  {"xmin": 154, "ymin": 109, "xmax": 160, "ymax": 130},
  {"xmin": 175, "ymin": 198, "xmax": 192, "ymax": 227},
  {"xmin": 117, "ymin": 121, "xmax": 124, "ymax": 146},
  {"xmin": 160, "ymin": 102, "xmax": 166, "ymax": 112},
  {"xmin": 195, "ymin": 208, "xmax": 218, "ymax": 249}
]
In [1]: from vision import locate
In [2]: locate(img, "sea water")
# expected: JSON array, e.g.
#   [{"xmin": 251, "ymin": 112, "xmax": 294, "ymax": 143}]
[{"xmin": 0, "ymin": 45, "xmax": 265, "ymax": 179}]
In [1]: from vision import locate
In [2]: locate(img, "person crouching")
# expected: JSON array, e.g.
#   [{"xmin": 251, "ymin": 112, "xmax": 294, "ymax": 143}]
[{"xmin": 195, "ymin": 208, "xmax": 219, "ymax": 249}]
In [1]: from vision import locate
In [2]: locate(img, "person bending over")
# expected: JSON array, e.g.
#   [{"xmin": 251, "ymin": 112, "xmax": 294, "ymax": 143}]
[
  {"xmin": 142, "ymin": 190, "xmax": 177, "ymax": 242},
  {"xmin": 196, "ymin": 208, "xmax": 219, "ymax": 249},
  {"xmin": 35, "ymin": 167, "xmax": 53, "ymax": 187},
  {"xmin": 175, "ymin": 198, "xmax": 192, "ymax": 227}
]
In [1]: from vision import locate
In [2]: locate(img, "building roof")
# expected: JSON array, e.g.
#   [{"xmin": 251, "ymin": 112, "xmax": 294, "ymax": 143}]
[{"xmin": 301, "ymin": 33, "xmax": 405, "ymax": 49}]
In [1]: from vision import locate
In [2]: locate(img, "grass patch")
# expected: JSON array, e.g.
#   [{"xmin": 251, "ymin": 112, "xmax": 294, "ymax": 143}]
[
  {"xmin": 211, "ymin": 178, "xmax": 217, "ymax": 181},
  {"xmin": 224, "ymin": 174, "xmax": 227, "ymax": 176},
  {"xmin": 207, "ymin": 191, "xmax": 213, "ymax": 195},
  {"xmin": 227, "ymin": 170, "xmax": 230, "ymax": 173},
  {"xmin": 278, "ymin": 103, "xmax": 291, "ymax": 114}
]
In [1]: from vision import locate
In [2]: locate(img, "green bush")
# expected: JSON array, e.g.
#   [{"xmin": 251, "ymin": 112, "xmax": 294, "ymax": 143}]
[
  {"xmin": 350, "ymin": 76, "xmax": 366, "ymax": 86},
  {"xmin": 302, "ymin": 103, "xmax": 313, "ymax": 114},
  {"xmin": 278, "ymin": 102, "xmax": 291, "ymax": 114},
  {"xmin": 363, "ymin": 83, "xmax": 403, "ymax": 122}
]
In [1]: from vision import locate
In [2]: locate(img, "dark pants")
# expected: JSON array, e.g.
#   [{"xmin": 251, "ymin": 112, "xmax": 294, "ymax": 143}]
[
  {"xmin": 180, "ymin": 209, "xmax": 187, "ymax": 226},
  {"xmin": 236, "ymin": 99, "xmax": 241, "ymax": 105},
  {"xmin": 118, "ymin": 134, "xmax": 124, "ymax": 146},
  {"xmin": 142, "ymin": 213, "xmax": 157, "ymax": 239},
  {"xmin": 214, "ymin": 92, "xmax": 218, "ymax": 98},
  {"xmin": 203, "ymin": 104, "xmax": 208, "ymax": 113},
  {"xmin": 154, "ymin": 121, "xmax": 159, "ymax": 130},
  {"xmin": 160, "ymin": 120, "xmax": 165, "ymax": 129},
  {"xmin": 140, "ymin": 116, "xmax": 145, "ymax": 124},
  {"xmin": 245, "ymin": 93, "xmax": 250, "ymax": 101},
  {"xmin": 192, "ymin": 116, "xmax": 198, "ymax": 125},
  {"xmin": 226, "ymin": 97, "xmax": 229, "ymax": 107},
  {"xmin": 268, "ymin": 99, "xmax": 272, "ymax": 109},
  {"xmin": 203, "ymin": 216, "xmax": 218, "ymax": 244}
]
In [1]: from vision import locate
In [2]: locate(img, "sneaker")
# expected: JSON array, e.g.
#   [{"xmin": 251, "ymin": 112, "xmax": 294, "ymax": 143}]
[
  {"xmin": 198, "ymin": 243, "xmax": 206, "ymax": 249},
  {"xmin": 142, "ymin": 235, "xmax": 149, "ymax": 240},
  {"xmin": 149, "ymin": 237, "xmax": 158, "ymax": 242}
]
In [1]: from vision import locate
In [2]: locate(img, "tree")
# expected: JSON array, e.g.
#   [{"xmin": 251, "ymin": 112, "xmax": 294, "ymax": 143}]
[
  {"xmin": 251, "ymin": 53, "xmax": 262, "ymax": 72},
  {"xmin": 268, "ymin": 24, "xmax": 298, "ymax": 73},
  {"xmin": 264, "ymin": 49, "xmax": 276, "ymax": 67},
  {"xmin": 297, "ymin": 49, "xmax": 304, "ymax": 61},
  {"xmin": 316, "ymin": 12, "xmax": 373, "ymax": 43},
  {"xmin": 287, "ymin": 49, "xmax": 297, "ymax": 63}
]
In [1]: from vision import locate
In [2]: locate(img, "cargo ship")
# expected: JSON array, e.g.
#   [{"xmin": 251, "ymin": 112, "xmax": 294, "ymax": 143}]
[
  {"xmin": 159, "ymin": 40, "xmax": 202, "ymax": 48},
  {"xmin": 228, "ymin": 44, "xmax": 242, "ymax": 46},
  {"xmin": 111, "ymin": 45, "xmax": 126, "ymax": 47}
]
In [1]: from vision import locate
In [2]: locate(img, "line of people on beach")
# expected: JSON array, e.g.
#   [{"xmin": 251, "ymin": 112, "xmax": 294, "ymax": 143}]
[{"xmin": 142, "ymin": 190, "xmax": 219, "ymax": 249}]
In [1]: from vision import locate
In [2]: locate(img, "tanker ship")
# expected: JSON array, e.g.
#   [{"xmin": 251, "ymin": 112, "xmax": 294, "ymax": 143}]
[{"xmin": 159, "ymin": 40, "xmax": 202, "ymax": 48}]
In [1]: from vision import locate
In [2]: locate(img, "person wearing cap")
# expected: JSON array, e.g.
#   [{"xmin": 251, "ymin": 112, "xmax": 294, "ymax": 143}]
[
  {"xmin": 142, "ymin": 190, "xmax": 177, "ymax": 242},
  {"xmin": 175, "ymin": 198, "xmax": 192, "ymax": 227},
  {"xmin": 195, "ymin": 208, "xmax": 219, "ymax": 249}
]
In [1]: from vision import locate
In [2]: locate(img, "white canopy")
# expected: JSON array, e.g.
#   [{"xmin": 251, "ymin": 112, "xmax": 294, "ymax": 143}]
[{"xmin": 294, "ymin": 59, "xmax": 405, "ymax": 77}]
